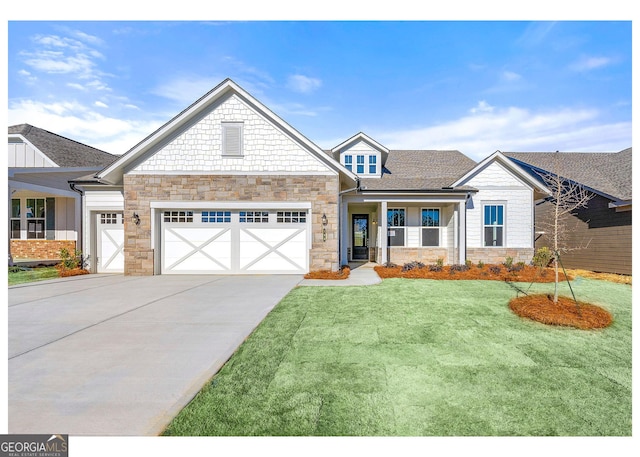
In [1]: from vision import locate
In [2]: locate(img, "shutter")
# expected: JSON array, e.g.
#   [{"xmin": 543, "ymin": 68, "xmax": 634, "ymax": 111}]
[{"xmin": 46, "ymin": 197, "xmax": 55, "ymax": 240}]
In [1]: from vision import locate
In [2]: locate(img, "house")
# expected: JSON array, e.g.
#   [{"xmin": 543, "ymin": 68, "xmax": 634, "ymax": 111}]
[
  {"xmin": 8, "ymin": 124, "xmax": 116, "ymax": 266},
  {"xmin": 69, "ymin": 78, "xmax": 552, "ymax": 275},
  {"xmin": 505, "ymin": 150, "xmax": 632, "ymax": 275}
]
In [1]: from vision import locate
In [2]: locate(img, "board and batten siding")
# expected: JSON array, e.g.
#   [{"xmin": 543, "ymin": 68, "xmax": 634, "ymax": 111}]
[
  {"xmin": 462, "ymin": 161, "xmax": 534, "ymax": 249},
  {"xmin": 129, "ymin": 93, "xmax": 334, "ymax": 176},
  {"xmin": 8, "ymin": 141, "xmax": 57, "ymax": 168},
  {"xmin": 534, "ymin": 194, "xmax": 632, "ymax": 275}
]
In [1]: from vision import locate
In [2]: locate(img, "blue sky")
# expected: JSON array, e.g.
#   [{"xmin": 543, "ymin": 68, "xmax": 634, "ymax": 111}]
[{"xmin": 6, "ymin": 19, "xmax": 632, "ymax": 161}]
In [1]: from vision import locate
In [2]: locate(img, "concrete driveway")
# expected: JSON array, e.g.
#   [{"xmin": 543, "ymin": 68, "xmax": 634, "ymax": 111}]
[{"xmin": 8, "ymin": 273, "xmax": 301, "ymax": 436}]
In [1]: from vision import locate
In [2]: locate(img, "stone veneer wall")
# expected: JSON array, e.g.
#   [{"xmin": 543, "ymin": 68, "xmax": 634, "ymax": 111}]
[
  {"xmin": 10, "ymin": 240, "xmax": 76, "ymax": 262},
  {"xmin": 466, "ymin": 248, "xmax": 534, "ymax": 265},
  {"xmin": 123, "ymin": 174, "xmax": 339, "ymax": 275},
  {"xmin": 376, "ymin": 247, "xmax": 449, "ymax": 266}
]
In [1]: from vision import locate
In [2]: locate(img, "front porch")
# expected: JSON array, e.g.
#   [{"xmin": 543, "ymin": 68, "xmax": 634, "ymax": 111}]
[{"xmin": 340, "ymin": 194, "xmax": 468, "ymax": 267}]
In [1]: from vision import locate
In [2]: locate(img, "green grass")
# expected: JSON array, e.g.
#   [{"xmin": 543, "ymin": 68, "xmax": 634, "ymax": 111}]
[
  {"xmin": 163, "ymin": 278, "xmax": 632, "ymax": 436},
  {"xmin": 8, "ymin": 266, "xmax": 60, "ymax": 286}
]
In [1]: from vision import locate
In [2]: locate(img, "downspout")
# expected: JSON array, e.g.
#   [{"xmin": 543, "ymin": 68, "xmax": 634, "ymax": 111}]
[
  {"xmin": 338, "ymin": 178, "xmax": 360, "ymax": 266},
  {"xmin": 69, "ymin": 182, "xmax": 85, "ymax": 266}
]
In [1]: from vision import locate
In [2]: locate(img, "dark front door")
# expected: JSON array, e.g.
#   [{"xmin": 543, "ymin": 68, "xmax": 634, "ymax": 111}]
[{"xmin": 352, "ymin": 214, "xmax": 369, "ymax": 260}]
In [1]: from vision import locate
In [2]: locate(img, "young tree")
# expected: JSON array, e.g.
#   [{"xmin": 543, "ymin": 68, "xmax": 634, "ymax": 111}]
[{"xmin": 536, "ymin": 152, "xmax": 593, "ymax": 303}]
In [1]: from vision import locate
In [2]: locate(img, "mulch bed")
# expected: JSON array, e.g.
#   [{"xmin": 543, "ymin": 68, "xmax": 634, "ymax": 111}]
[
  {"xmin": 57, "ymin": 267, "xmax": 90, "ymax": 278},
  {"xmin": 509, "ymin": 294, "xmax": 613, "ymax": 329},
  {"xmin": 374, "ymin": 264, "xmax": 567, "ymax": 282},
  {"xmin": 304, "ymin": 265, "xmax": 351, "ymax": 280}
]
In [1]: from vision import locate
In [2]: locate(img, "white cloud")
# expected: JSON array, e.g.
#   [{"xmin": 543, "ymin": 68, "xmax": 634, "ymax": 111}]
[
  {"xmin": 570, "ymin": 56, "xmax": 612, "ymax": 72},
  {"xmin": 371, "ymin": 104, "xmax": 630, "ymax": 161},
  {"xmin": 501, "ymin": 71, "xmax": 522, "ymax": 82},
  {"xmin": 287, "ymin": 74, "xmax": 322, "ymax": 94},
  {"xmin": 151, "ymin": 76, "xmax": 223, "ymax": 105},
  {"xmin": 94, "ymin": 101, "xmax": 109, "ymax": 108}
]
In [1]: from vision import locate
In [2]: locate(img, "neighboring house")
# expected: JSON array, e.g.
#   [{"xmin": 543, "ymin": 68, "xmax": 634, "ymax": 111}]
[
  {"xmin": 505, "ymin": 150, "xmax": 632, "ymax": 275},
  {"xmin": 8, "ymin": 124, "xmax": 116, "ymax": 266},
  {"xmin": 70, "ymin": 78, "xmax": 551, "ymax": 275}
]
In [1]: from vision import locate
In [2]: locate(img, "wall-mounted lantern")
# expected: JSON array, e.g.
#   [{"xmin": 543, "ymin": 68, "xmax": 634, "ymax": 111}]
[
  {"xmin": 132, "ymin": 212, "xmax": 141, "ymax": 226},
  {"xmin": 322, "ymin": 213, "xmax": 328, "ymax": 242}
]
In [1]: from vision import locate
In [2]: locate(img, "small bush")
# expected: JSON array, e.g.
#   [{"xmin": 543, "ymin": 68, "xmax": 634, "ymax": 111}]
[
  {"xmin": 532, "ymin": 247, "xmax": 554, "ymax": 270},
  {"xmin": 477, "ymin": 260, "xmax": 485, "ymax": 269},
  {"xmin": 58, "ymin": 248, "xmax": 86, "ymax": 271},
  {"xmin": 403, "ymin": 261, "xmax": 426, "ymax": 272},
  {"xmin": 503, "ymin": 256, "xmax": 514, "ymax": 269},
  {"xmin": 465, "ymin": 259, "xmax": 473, "ymax": 269},
  {"xmin": 489, "ymin": 265, "xmax": 502, "ymax": 275},
  {"xmin": 450, "ymin": 264, "xmax": 470, "ymax": 273},
  {"xmin": 383, "ymin": 262, "xmax": 398, "ymax": 268},
  {"xmin": 429, "ymin": 263, "xmax": 443, "ymax": 272}
]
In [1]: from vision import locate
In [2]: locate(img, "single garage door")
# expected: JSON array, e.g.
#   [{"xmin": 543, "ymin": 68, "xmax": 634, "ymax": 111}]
[
  {"xmin": 161, "ymin": 209, "xmax": 309, "ymax": 274},
  {"xmin": 96, "ymin": 212, "xmax": 125, "ymax": 273}
]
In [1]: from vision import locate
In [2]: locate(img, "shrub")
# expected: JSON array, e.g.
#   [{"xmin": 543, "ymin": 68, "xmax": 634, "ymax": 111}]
[
  {"xmin": 532, "ymin": 247, "xmax": 553, "ymax": 270},
  {"xmin": 429, "ymin": 263, "xmax": 443, "ymax": 272},
  {"xmin": 58, "ymin": 248, "xmax": 85, "ymax": 271},
  {"xmin": 383, "ymin": 262, "xmax": 398, "ymax": 268},
  {"xmin": 477, "ymin": 260, "xmax": 485, "ymax": 269},
  {"xmin": 503, "ymin": 256, "xmax": 514, "ymax": 269},
  {"xmin": 450, "ymin": 264, "xmax": 470, "ymax": 273},
  {"xmin": 402, "ymin": 261, "xmax": 425, "ymax": 272},
  {"xmin": 465, "ymin": 259, "xmax": 473, "ymax": 268},
  {"xmin": 489, "ymin": 265, "xmax": 502, "ymax": 275},
  {"xmin": 436, "ymin": 257, "xmax": 444, "ymax": 268}
]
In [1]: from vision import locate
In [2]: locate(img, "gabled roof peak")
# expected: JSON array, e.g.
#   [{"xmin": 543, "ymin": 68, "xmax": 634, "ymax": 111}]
[{"xmin": 331, "ymin": 132, "xmax": 390, "ymax": 154}]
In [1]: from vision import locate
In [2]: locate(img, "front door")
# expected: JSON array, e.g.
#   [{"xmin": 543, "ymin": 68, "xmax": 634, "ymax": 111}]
[{"xmin": 352, "ymin": 214, "xmax": 369, "ymax": 261}]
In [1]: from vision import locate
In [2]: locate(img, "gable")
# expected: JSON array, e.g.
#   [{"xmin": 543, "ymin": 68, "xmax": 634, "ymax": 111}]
[
  {"xmin": 128, "ymin": 93, "xmax": 334, "ymax": 175},
  {"xmin": 8, "ymin": 137, "xmax": 57, "ymax": 167},
  {"xmin": 462, "ymin": 161, "xmax": 530, "ymax": 188}
]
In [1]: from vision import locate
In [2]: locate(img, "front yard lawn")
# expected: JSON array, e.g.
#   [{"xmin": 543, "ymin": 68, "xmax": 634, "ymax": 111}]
[
  {"xmin": 8, "ymin": 266, "xmax": 60, "ymax": 286},
  {"xmin": 164, "ymin": 278, "xmax": 631, "ymax": 436}
]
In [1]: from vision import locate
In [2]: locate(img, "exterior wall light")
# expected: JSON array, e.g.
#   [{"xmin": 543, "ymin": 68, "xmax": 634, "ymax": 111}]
[
  {"xmin": 322, "ymin": 213, "xmax": 328, "ymax": 226},
  {"xmin": 132, "ymin": 212, "xmax": 141, "ymax": 226},
  {"xmin": 322, "ymin": 213, "xmax": 328, "ymax": 242}
]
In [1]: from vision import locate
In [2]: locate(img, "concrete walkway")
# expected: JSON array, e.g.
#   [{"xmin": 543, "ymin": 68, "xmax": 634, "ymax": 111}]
[
  {"xmin": 299, "ymin": 262, "xmax": 382, "ymax": 286},
  {"xmin": 8, "ymin": 274, "xmax": 301, "ymax": 436}
]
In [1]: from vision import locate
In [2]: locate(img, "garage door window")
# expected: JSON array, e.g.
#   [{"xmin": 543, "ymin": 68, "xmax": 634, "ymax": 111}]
[
  {"xmin": 239, "ymin": 211, "xmax": 269, "ymax": 223},
  {"xmin": 163, "ymin": 211, "xmax": 194, "ymax": 223},
  {"xmin": 202, "ymin": 211, "xmax": 231, "ymax": 223},
  {"xmin": 277, "ymin": 211, "xmax": 306, "ymax": 223}
]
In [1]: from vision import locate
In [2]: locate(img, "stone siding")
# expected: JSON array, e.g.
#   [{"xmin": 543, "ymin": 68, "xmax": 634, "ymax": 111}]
[
  {"xmin": 123, "ymin": 174, "xmax": 339, "ymax": 275},
  {"xmin": 466, "ymin": 247, "xmax": 535, "ymax": 265},
  {"xmin": 10, "ymin": 240, "xmax": 76, "ymax": 262},
  {"xmin": 377, "ymin": 247, "xmax": 449, "ymax": 266}
]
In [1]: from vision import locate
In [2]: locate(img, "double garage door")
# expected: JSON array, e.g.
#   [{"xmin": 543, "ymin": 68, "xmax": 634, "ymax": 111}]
[{"xmin": 161, "ymin": 209, "xmax": 309, "ymax": 274}]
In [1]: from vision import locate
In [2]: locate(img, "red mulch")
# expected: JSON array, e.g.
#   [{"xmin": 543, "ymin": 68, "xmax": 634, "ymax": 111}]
[
  {"xmin": 509, "ymin": 294, "xmax": 613, "ymax": 329},
  {"xmin": 374, "ymin": 264, "xmax": 567, "ymax": 282},
  {"xmin": 57, "ymin": 267, "xmax": 90, "ymax": 278},
  {"xmin": 304, "ymin": 265, "xmax": 351, "ymax": 280}
]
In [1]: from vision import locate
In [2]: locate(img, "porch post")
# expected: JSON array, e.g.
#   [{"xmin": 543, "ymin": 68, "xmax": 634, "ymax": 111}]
[
  {"xmin": 340, "ymin": 196, "xmax": 349, "ymax": 265},
  {"xmin": 380, "ymin": 200, "xmax": 388, "ymax": 264},
  {"xmin": 459, "ymin": 198, "xmax": 467, "ymax": 264}
]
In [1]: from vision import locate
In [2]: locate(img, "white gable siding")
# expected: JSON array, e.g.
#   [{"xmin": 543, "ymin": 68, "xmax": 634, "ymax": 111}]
[
  {"xmin": 462, "ymin": 161, "xmax": 533, "ymax": 249},
  {"xmin": 130, "ymin": 94, "xmax": 333, "ymax": 175},
  {"xmin": 8, "ymin": 141, "xmax": 57, "ymax": 167}
]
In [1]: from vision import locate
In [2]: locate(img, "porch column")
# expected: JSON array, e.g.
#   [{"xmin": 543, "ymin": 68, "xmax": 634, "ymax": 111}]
[
  {"xmin": 380, "ymin": 200, "xmax": 388, "ymax": 264},
  {"xmin": 340, "ymin": 196, "xmax": 349, "ymax": 265},
  {"xmin": 459, "ymin": 199, "xmax": 467, "ymax": 264}
]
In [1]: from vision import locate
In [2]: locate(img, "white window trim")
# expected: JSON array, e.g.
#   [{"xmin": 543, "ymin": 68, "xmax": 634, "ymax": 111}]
[
  {"xmin": 222, "ymin": 122, "xmax": 244, "ymax": 157},
  {"xmin": 482, "ymin": 202, "xmax": 506, "ymax": 247},
  {"xmin": 420, "ymin": 207, "xmax": 441, "ymax": 247},
  {"xmin": 387, "ymin": 207, "xmax": 407, "ymax": 247}
]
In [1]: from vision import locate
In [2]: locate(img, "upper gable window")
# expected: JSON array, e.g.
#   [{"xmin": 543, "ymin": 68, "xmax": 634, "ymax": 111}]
[
  {"xmin": 369, "ymin": 155, "xmax": 377, "ymax": 174},
  {"xmin": 344, "ymin": 155, "xmax": 353, "ymax": 172},
  {"xmin": 222, "ymin": 122, "xmax": 243, "ymax": 157}
]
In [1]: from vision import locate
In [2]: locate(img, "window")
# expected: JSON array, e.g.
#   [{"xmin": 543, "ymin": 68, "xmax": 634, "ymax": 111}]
[
  {"xmin": 239, "ymin": 211, "xmax": 269, "ymax": 223},
  {"xmin": 163, "ymin": 211, "xmax": 194, "ymax": 223},
  {"xmin": 483, "ymin": 204, "xmax": 504, "ymax": 247},
  {"xmin": 100, "ymin": 213, "xmax": 119, "ymax": 224},
  {"xmin": 356, "ymin": 155, "xmax": 365, "ymax": 174},
  {"xmin": 387, "ymin": 208, "xmax": 406, "ymax": 247},
  {"xmin": 11, "ymin": 199, "xmax": 20, "ymax": 239},
  {"xmin": 26, "ymin": 198, "xmax": 45, "ymax": 239},
  {"xmin": 202, "ymin": 211, "xmax": 231, "ymax": 223},
  {"xmin": 277, "ymin": 211, "xmax": 306, "ymax": 223},
  {"xmin": 368, "ymin": 155, "xmax": 377, "ymax": 174},
  {"xmin": 222, "ymin": 123, "xmax": 243, "ymax": 156},
  {"xmin": 421, "ymin": 208, "xmax": 440, "ymax": 246},
  {"xmin": 344, "ymin": 155, "xmax": 353, "ymax": 171}
]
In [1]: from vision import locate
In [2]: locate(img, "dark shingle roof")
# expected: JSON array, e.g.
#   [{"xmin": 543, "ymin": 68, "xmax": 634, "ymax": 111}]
[
  {"xmin": 359, "ymin": 150, "xmax": 477, "ymax": 191},
  {"xmin": 505, "ymin": 148, "xmax": 632, "ymax": 201},
  {"xmin": 8, "ymin": 124, "xmax": 117, "ymax": 168}
]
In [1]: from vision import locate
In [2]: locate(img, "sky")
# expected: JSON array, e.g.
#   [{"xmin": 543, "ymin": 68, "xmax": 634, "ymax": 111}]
[{"xmin": 6, "ymin": 18, "xmax": 632, "ymax": 162}]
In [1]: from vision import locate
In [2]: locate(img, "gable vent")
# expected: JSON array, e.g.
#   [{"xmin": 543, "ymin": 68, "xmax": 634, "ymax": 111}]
[{"xmin": 222, "ymin": 123, "xmax": 243, "ymax": 157}]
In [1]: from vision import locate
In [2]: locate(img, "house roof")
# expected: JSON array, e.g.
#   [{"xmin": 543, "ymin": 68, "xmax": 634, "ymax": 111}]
[
  {"xmin": 8, "ymin": 124, "xmax": 117, "ymax": 168},
  {"xmin": 505, "ymin": 148, "xmax": 632, "ymax": 202},
  {"xmin": 358, "ymin": 149, "xmax": 477, "ymax": 191},
  {"xmin": 96, "ymin": 78, "xmax": 357, "ymax": 185}
]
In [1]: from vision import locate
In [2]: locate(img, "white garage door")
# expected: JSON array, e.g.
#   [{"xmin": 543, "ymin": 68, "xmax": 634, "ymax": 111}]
[
  {"xmin": 96, "ymin": 212, "xmax": 125, "ymax": 273},
  {"xmin": 161, "ymin": 209, "xmax": 309, "ymax": 274}
]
